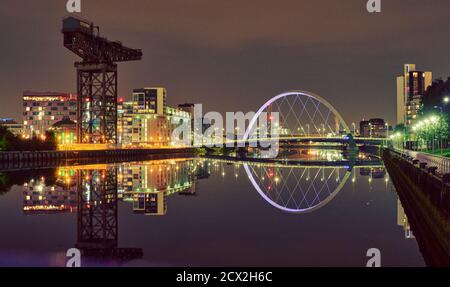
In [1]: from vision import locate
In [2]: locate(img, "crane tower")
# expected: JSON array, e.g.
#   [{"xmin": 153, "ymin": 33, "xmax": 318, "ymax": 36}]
[{"xmin": 62, "ymin": 16, "xmax": 142, "ymax": 144}]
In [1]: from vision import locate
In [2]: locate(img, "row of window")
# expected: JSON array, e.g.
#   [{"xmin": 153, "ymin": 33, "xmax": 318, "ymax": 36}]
[
  {"xmin": 25, "ymin": 106, "xmax": 76, "ymax": 112},
  {"xmin": 23, "ymin": 101, "xmax": 76, "ymax": 107},
  {"xmin": 24, "ymin": 111, "xmax": 76, "ymax": 116}
]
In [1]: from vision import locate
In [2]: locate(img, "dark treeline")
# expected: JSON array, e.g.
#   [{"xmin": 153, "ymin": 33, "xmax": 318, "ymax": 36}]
[
  {"xmin": 0, "ymin": 126, "xmax": 56, "ymax": 151},
  {"xmin": 422, "ymin": 78, "xmax": 450, "ymax": 115}
]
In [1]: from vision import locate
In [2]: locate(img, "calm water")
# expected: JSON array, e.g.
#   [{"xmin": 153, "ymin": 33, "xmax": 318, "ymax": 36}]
[{"xmin": 0, "ymin": 150, "xmax": 426, "ymax": 267}]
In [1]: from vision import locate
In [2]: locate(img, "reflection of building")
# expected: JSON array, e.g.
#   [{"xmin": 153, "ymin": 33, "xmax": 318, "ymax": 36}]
[
  {"xmin": 397, "ymin": 199, "xmax": 415, "ymax": 239},
  {"xmin": 370, "ymin": 167, "xmax": 386, "ymax": 179},
  {"xmin": 359, "ymin": 167, "xmax": 386, "ymax": 179},
  {"xmin": 118, "ymin": 159, "xmax": 210, "ymax": 215},
  {"xmin": 396, "ymin": 64, "xmax": 432, "ymax": 125},
  {"xmin": 23, "ymin": 173, "xmax": 77, "ymax": 214},
  {"xmin": 0, "ymin": 118, "xmax": 24, "ymax": 136},
  {"xmin": 132, "ymin": 191, "xmax": 166, "ymax": 215},
  {"xmin": 22, "ymin": 91, "xmax": 77, "ymax": 138},
  {"xmin": 22, "ymin": 159, "xmax": 210, "ymax": 218},
  {"xmin": 359, "ymin": 119, "xmax": 387, "ymax": 138}
]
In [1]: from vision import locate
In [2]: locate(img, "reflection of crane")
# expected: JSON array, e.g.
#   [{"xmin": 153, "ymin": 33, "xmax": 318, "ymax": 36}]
[
  {"xmin": 76, "ymin": 167, "xmax": 142, "ymax": 264},
  {"xmin": 62, "ymin": 16, "xmax": 143, "ymax": 144}
]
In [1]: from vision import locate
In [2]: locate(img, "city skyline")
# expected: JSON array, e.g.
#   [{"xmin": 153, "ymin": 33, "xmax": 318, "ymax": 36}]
[{"xmin": 1, "ymin": 0, "xmax": 450, "ymax": 126}]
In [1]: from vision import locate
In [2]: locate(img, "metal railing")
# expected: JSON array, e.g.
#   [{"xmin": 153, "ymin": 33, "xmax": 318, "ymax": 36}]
[{"xmin": 401, "ymin": 149, "xmax": 450, "ymax": 175}]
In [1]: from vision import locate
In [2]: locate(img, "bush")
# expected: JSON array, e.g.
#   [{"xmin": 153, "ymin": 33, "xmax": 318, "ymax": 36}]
[{"xmin": 0, "ymin": 126, "xmax": 57, "ymax": 151}]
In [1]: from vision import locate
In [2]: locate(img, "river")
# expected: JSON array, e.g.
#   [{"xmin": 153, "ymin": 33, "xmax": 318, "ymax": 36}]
[{"xmin": 0, "ymin": 149, "xmax": 426, "ymax": 266}]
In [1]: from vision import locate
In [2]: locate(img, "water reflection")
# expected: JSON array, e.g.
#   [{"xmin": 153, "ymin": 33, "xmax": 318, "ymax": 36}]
[
  {"xmin": 117, "ymin": 160, "xmax": 210, "ymax": 215},
  {"xmin": 0, "ymin": 152, "xmax": 430, "ymax": 266},
  {"xmin": 244, "ymin": 164, "xmax": 351, "ymax": 213},
  {"xmin": 397, "ymin": 199, "xmax": 414, "ymax": 239}
]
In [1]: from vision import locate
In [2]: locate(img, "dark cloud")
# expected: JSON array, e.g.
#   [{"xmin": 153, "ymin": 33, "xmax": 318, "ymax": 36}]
[{"xmin": 1, "ymin": 0, "xmax": 450, "ymax": 125}]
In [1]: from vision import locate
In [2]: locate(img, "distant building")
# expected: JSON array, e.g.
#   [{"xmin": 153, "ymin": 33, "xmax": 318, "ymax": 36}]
[
  {"xmin": 22, "ymin": 91, "xmax": 77, "ymax": 139},
  {"xmin": 0, "ymin": 118, "xmax": 24, "ymax": 136},
  {"xmin": 396, "ymin": 64, "xmax": 432, "ymax": 125},
  {"xmin": 359, "ymin": 120, "xmax": 371, "ymax": 137},
  {"xmin": 359, "ymin": 118, "xmax": 387, "ymax": 138},
  {"xmin": 369, "ymin": 118, "xmax": 387, "ymax": 138}
]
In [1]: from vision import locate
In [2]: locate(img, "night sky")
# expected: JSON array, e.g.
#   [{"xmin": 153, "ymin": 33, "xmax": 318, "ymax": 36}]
[{"xmin": 1, "ymin": 0, "xmax": 450, "ymax": 125}]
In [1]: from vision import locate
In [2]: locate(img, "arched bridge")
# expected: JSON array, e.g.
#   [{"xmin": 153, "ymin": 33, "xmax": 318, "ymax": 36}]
[{"xmin": 235, "ymin": 90, "xmax": 387, "ymax": 148}]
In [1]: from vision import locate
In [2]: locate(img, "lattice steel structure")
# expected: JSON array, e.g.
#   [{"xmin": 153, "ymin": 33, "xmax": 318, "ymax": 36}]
[
  {"xmin": 62, "ymin": 16, "xmax": 142, "ymax": 143},
  {"xmin": 76, "ymin": 167, "xmax": 118, "ymax": 251}
]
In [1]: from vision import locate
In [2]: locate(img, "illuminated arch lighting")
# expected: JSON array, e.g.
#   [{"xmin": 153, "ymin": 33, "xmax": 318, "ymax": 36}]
[
  {"xmin": 243, "ymin": 90, "xmax": 351, "ymax": 213},
  {"xmin": 244, "ymin": 165, "xmax": 351, "ymax": 213},
  {"xmin": 243, "ymin": 90, "xmax": 350, "ymax": 139}
]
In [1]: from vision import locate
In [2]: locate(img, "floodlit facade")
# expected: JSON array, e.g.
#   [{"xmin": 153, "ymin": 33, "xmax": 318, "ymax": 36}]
[
  {"xmin": 396, "ymin": 65, "xmax": 432, "ymax": 125},
  {"xmin": 22, "ymin": 91, "xmax": 77, "ymax": 139},
  {"xmin": 119, "ymin": 88, "xmax": 191, "ymax": 147},
  {"xmin": 132, "ymin": 87, "xmax": 167, "ymax": 115}
]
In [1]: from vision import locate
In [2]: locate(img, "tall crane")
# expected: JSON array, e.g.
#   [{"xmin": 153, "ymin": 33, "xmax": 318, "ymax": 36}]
[{"xmin": 62, "ymin": 16, "xmax": 142, "ymax": 144}]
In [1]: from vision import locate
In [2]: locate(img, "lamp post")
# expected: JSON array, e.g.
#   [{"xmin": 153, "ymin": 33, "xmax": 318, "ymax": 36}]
[{"xmin": 383, "ymin": 122, "xmax": 389, "ymax": 147}]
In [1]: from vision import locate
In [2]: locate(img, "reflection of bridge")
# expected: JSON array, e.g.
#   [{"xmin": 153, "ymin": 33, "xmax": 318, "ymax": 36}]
[
  {"xmin": 242, "ymin": 161, "xmax": 386, "ymax": 214},
  {"xmin": 204, "ymin": 156, "xmax": 385, "ymax": 214},
  {"xmin": 206, "ymin": 155, "xmax": 383, "ymax": 170}
]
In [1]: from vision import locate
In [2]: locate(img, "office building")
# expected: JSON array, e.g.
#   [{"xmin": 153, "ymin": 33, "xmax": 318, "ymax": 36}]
[
  {"xmin": 120, "ymin": 88, "xmax": 191, "ymax": 147},
  {"xmin": 0, "ymin": 118, "xmax": 24, "ymax": 136},
  {"xmin": 22, "ymin": 91, "xmax": 77, "ymax": 138},
  {"xmin": 359, "ymin": 118, "xmax": 387, "ymax": 138},
  {"xmin": 396, "ymin": 64, "xmax": 432, "ymax": 125},
  {"xmin": 359, "ymin": 120, "xmax": 371, "ymax": 137}
]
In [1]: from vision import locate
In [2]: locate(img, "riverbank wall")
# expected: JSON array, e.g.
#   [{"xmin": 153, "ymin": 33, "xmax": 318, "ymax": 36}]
[
  {"xmin": 0, "ymin": 148, "xmax": 197, "ymax": 171},
  {"xmin": 382, "ymin": 149, "xmax": 450, "ymax": 266}
]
